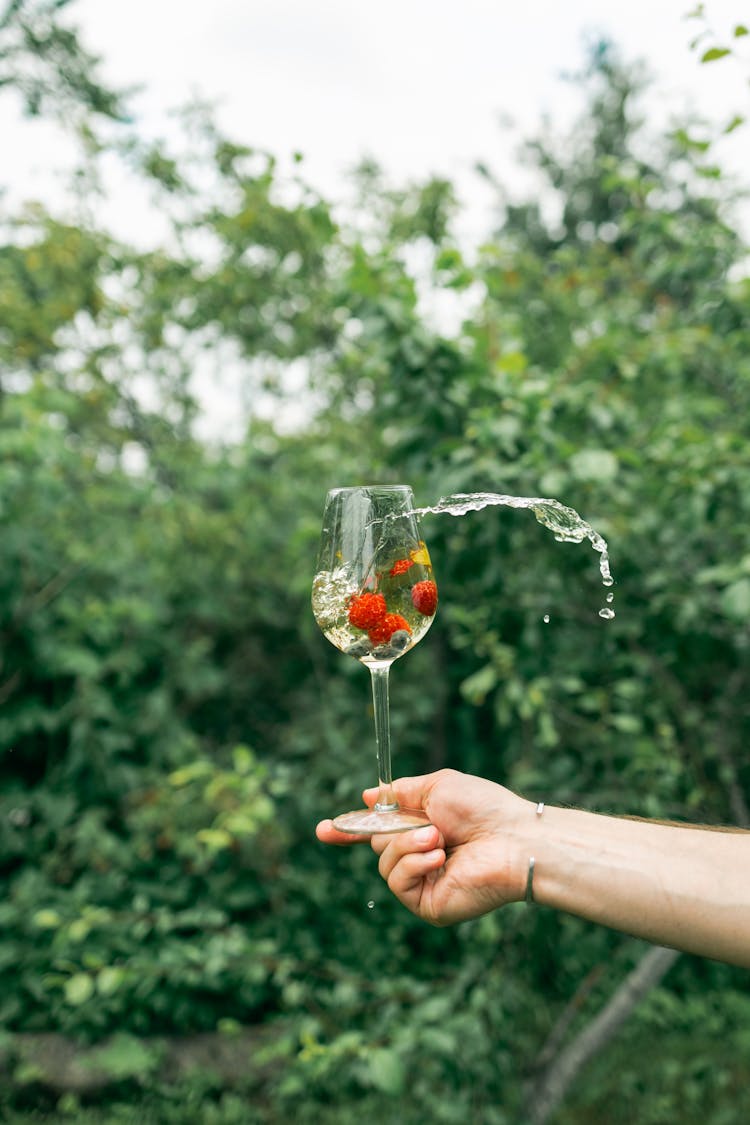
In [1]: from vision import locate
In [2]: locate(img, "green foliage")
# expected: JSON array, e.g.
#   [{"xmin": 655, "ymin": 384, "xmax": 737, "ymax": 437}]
[
  {"xmin": 1, "ymin": 17, "xmax": 749, "ymax": 1125},
  {"xmin": 685, "ymin": 3, "xmax": 748, "ymax": 136},
  {"xmin": 0, "ymin": 0, "xmax": 128, "ymax": 124}
]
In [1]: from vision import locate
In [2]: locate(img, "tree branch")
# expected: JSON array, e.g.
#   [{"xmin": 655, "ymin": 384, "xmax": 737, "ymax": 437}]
[
  {"xmin": 523, "ymin": 944, "xmax": 679, "ymax": 1125},
  {"xmin": 532, "ymin": 961, "xmax": 606, "ymax": 1074}
]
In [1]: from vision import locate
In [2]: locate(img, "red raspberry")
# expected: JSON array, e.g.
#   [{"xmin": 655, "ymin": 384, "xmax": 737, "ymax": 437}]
[
  {"xmin": 368, "ymin": 614, "xmax": 412, "ymax": 646},
  {"xmin": 348, "ymin": 592, "xmax": 387, "ymax": 630},
  {"xmin": 389, "ymin": 558, "xmax": 414, "ymax": 577},
  {"xmin": 411, "ymin": 580, "xmax": 438, "ymax": 616}
]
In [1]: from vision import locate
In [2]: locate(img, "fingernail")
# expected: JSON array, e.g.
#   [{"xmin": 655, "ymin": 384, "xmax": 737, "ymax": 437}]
[{"xmin": 414, "ymin": 827, "xmax": 434, "ymax": 844}]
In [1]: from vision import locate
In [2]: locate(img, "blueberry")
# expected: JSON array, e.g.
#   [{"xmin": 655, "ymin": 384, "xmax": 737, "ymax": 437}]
[
  {"xmin": 372, "ymin": 644, "xmax": 397, "ymax": 660},
  {"xmin": 345, "ymin": 639, "xmax": 372, "ymax": 658},
  {"xmin": 389, "ymin": 630, "xmax": 411, "ymax": 651}
]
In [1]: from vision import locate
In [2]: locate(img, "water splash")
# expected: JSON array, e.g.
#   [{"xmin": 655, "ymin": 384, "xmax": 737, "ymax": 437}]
[
  {"xmin": 409, "ymin": 492, "xmax": 615, "ymax": 618},
  {"xmin": 412, "ymin": 493, "xmax": 611, "ymax": 580}
]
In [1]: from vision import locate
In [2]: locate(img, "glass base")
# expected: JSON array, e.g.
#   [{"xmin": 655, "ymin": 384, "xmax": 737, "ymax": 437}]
[{"xmin": 332, "ymin": 806, "xmax": 431, "ymax": 835}]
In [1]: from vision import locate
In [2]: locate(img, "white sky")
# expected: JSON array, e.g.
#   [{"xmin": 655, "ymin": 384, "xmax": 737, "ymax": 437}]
[
  {"xmin": 4, "ymin": 0, "xmax": 749, "ymax": 230},
  {"xmin": 2, "ymin": 0, "xmax": 749, "ymax": 436}
]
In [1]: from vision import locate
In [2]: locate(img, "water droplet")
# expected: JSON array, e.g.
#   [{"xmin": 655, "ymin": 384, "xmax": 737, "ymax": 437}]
[
  {"xmin": 367, "ymin": 900, "xmax": 375, "ymax": 910},
  {"xmin": 598, "ymin": 607, "xmax": 615, "ymax": 620},
  {"xmin": 606, "ymin": 592, "xmax": 614, "ymax": 603},
  {"xmin": 543, "ymin": 614, "xmax": 550, "ymax": 624}
]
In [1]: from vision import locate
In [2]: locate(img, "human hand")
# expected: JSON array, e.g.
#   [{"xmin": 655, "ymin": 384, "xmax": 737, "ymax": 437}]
[{"xmin": 316, "ymin": 769, "xmax": 533, "ymax": 925}]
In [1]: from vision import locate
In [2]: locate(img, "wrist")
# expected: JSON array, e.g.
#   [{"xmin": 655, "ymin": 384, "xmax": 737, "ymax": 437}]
[
  {"xmin": 524, "ymin": 802, "xmax": 547, "ymax": 904},
  {"xmin": 522, "ymin": 804, "xmax": 659, "ymax": 920},
  {"xmin": 491, "ymin": 796, "xmax": 548, "ymax": 904}
]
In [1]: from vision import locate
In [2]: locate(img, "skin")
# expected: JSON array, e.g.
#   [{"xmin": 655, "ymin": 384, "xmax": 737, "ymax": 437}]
[{"xmin": 316, "ymin": 769, "xmax": 750, "ymax": 968}]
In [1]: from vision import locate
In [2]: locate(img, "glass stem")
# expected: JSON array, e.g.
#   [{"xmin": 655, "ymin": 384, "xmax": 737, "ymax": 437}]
[{"xmin": 370, "ymin": 663, "xmax": 398, "ymax": 811}]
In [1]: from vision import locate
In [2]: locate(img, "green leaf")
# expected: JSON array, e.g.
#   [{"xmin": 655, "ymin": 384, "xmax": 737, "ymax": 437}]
[
  {"xmin": 91, "ymin": 1033, "xmax": 159, "ymax": 1080},
  {"xmin": 96, "ymin": 967, "xmax": 126, "ymax": 996},
  {"xmin": 169, "ymin": 760, "xmax": 212, "ymax": 787},
  {"xmin": 720, "ymin": 579, "xmax": 750, "ymax": 621},
  {"xmin": 673, "ymin": 127, "xmax": 711, "ymax": 153},
  {"xmin": 723, "ymin": 115, "xmax": 745, "ymax": 135},
  {"xmin": 32, "ymin": 909, "xmax": 62, "ymax": 929},
  {"xmin": 700, "ymin": 46, "xmax": 731, "ymax": 62},
  {"xmin": 64, "ymin": 973, "xmax": 95, "ymax": 1006},
  {"xmin": 367, "ymin": 1047, "xmax": 406, "ymax": 1095},
  {"xmin": 196, "ymin": 828, "xmax": 233, "ymax": 849},
  {"xmin": 612, "ymin": 714, "xmax": 642, "ymax": 734},
  {"xmin": 569, "ymin": 449, "xmax": 619, "ymax": 482},
  {"xmin": 232, "ymin": 744, "xmax": 255, "ymax": 774},
  {"xmin": 67, "ymin": 919, "xmax": 91, "ymax": 942},
  {"xmin": 733, "ymin": 24, "xmax": 748, "ymax": 37},
  {"xmin": 14, "ymin": 1062, "xmax": 46, "ymax": 1085}
]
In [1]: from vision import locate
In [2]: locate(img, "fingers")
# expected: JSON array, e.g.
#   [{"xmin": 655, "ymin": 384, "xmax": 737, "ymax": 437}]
[
  {"xmin": 368, "ymin": 828, "xmax": 445, "ymax": 904},
  {"xmin": 371, "ymin": 824, "xmax": 443, "ymax": 870},
  {"xmin": 315, "ymin": 819, "xmax": 372, "ymax": 846},
  {"xmin": 385, "ymin": 847, "xmax": 445, "ymax": 902},
  {"xmin": 372, "ymin": 835, "xmax": 445, "ymax": 916}
]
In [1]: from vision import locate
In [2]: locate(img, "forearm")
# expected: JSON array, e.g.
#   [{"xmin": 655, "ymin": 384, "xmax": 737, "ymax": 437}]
[{"xmin": 519, "ymin": 805, "xmax": 750, "ymax": 967}]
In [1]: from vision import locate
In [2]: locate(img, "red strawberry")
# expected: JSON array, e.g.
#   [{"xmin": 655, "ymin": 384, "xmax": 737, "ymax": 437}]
[
  {"xmin": 411, "ymin": 580, "xmax": 438, "ymax": 616},
  {"xmin": 368, "ymin": 614, "xmax": 412, "ymax": 646},
  {"xmin": 348, "ymin": 592, "xmax": 387, "ymax": 630},
  {"xmin": 389, "ymin": 558, "xmax": 414, "ymax": 577}
]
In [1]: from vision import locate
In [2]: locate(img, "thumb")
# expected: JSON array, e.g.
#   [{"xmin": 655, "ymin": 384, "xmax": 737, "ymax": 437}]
[{"xmin": 363, "ymin": 772, "xmax": 444, "ymax": 813}]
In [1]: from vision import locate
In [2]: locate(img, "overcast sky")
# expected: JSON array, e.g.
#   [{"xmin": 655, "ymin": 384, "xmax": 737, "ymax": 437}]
[{"xmin": 3, "ymin": 0, "xmax": 749, "ymax": 236}]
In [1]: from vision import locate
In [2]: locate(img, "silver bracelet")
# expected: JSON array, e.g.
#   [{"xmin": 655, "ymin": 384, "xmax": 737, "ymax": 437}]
[
  {"xmin": 526, "ymin": 802, "xmax": 545, "ymax": 905},
  {"xmin": 525, "ymin": 856, "xmax": 536, "ymax": 904}
]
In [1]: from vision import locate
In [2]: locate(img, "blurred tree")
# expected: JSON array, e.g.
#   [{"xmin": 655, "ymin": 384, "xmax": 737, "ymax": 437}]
[
  {"xmin": 0, "ymin": 9, "xmax": 749, "ymax": 1125},
  {"xmin": 0, "ymin": 0, "xmax": 127, "ymax": 124}
]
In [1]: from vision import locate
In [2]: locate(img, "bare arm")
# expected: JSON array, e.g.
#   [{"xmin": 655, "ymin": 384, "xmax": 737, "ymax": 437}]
[
  {"xmin": 316, "ymin": 769, "xmax": 750, "ymax": 968},
  {"xmin": 529, "ymin": 803, "xmax": 750, "ymax": 965}
]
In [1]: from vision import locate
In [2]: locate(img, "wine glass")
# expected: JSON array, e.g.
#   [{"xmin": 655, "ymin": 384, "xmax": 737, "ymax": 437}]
[{"xmin": 311, "ymin": 485, "xmax": 438, "ymax": 833}]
